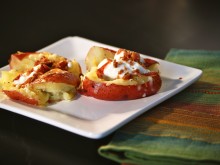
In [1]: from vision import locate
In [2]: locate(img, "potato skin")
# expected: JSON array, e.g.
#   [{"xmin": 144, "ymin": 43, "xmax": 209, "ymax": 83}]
[
  {"xmin": 32, "ymin": 69, "xmax": 80, "ymax": 86},
  {"xmin": 10, "ymin": 52, "xmax": 35, "ymax": 61},
  {"xmin": 80, "ymin": 72, "xmax": 162, "ymax": 100},
  {"xmin": 9, "ymin": 52, "xmax": 37, "ymax": 70},
  {"xmin": 3, "ymin": 90, "xmax": 39, "ymax": 105}
]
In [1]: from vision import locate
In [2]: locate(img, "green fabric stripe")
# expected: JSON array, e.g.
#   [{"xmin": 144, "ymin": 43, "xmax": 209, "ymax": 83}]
[
  {"xmin": 165, "ymin": 49, "xmax": 220, "ymax": 84},
  {"xmin": 99, "ymin": 133, "xmax": 220, "ymax": 165},
  {"xmin": 165, "ymin": 49, "xmax": 220, "ymax": 70}
]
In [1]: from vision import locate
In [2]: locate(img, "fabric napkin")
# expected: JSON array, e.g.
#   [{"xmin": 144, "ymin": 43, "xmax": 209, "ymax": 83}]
[{"xmin": 98, "ymin": 49, "xmax": 220, "ymax": 165}]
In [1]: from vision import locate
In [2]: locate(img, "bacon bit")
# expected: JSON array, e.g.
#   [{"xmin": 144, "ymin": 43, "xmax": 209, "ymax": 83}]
[
  {"xmin": 113, "ymin": 60, "xmax": 118, "ymax": 68},
  {"xmin": 131, "ymin": 52, "xmax": 140, "ymax": 62},
  {"xmin": 118, "ymin": 49, "xmax": 141, "ymax": 63},
  {"xmin": 122, "ymin": 72, "xmax": 132, "ymax": 80},
  {"xmin": 35, "ymin": 57, "xmax": 51, "ymax": 66},
  {"xmin": 143, "ymin": 58, "xmax": 158, "ymax": 67},
  {"xmin": 132, "ymin": 69, "xmax": 140, "ymax": 75},
  {"xmin": 53, "ymin": 60, "xmax": 68, "ymax": 70},
  {"xmin": 118, "ymin": 69, "xmax": 124, "ymax": 74},
  {"xmin": 35, "ymin": 57, "xmax": 68, "ymax": 70},
  {"xmin": 38, "ymin": 64, "xmax": 50, "ymax": 74}
]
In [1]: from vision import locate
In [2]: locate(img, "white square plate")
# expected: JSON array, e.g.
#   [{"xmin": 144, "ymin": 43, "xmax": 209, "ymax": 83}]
[{"xmin": 0, "ymin": 36, "xmax": 202, "ymax": 139}]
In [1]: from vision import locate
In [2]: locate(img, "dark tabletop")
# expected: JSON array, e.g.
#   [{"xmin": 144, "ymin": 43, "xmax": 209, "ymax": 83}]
[{"xmin": 1, "ymin": 0, "xmax": 220, "ymax": 164}]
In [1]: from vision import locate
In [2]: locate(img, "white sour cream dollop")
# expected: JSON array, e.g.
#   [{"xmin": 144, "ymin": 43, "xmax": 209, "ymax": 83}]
[{"xmin": 97, "ymin": 50, "xmax": 149, "ymax": 80}]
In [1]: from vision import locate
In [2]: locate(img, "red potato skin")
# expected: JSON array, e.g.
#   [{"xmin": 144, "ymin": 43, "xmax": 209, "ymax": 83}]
[
  {"xmin": 3, "ymin": 90, "xmax": 39, "ymax": 105},
  {"xmin": 9, "ymin": 52, "xmax": 36, "ymax": 69},
  {"xmin": 80, "ymin": 72, "xmax": 162, "ymax": 100},
  {"xmin": 103, "ymin": 48, "xmax": 116, "ymax": 54},
  {"xmin": 144, "ymin": 58, "xmax": 158, "ymax": 67},
  {"xmin": 11, "ymin": 52, "xmax": 36, "ymax": 60},
  {"xmin": 32, "ymin": 69, "xmax": 80, "ymax": 86}
]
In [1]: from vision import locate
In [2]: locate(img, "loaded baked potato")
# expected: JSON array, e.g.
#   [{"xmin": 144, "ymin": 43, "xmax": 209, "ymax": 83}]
[{"xmin": 80, "ymin": 46, "xmax": 162, "ymax": 100}]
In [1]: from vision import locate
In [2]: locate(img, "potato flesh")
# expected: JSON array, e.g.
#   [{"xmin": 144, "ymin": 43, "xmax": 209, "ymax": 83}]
[
  {"xmin": 85, "ymin": 67, "xmax": 151, "ymax": 86},
  {"xmin": 33, "ymin": 82, "xmax": 76, "ymax": 101},
  {"xmin": 85, "ymin": 46, "xmax": 115, "ymax": 71}
]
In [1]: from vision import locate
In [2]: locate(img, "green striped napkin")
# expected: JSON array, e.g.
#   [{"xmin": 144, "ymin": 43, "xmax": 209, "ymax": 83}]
[{"xmin": 98, "ymin": 49, "xmax": 220, "ymax": 165}]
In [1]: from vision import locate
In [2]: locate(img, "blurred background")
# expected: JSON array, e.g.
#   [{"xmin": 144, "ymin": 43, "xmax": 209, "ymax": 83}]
[
  {"xmin": 1, "ymin": 0, "xmax": 220, "ymax": 164},
  {"xmin": 1, "ymin": 0, "xmax": 220, "ymax": 64}
]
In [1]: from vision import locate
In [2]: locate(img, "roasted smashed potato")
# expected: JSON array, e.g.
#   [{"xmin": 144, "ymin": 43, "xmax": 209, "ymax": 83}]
[
  {"xmin": 80, "ymin": 46, "xmax": 162, "ymax": 100},
  {"xmin": 1, "ymin": 52, "xmax": 81, "ymax": 106}
]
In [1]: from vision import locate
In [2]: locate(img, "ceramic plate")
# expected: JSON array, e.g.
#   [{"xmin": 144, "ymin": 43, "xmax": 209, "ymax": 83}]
[{"xmin": 0, "ymin": 36, "xmax": 202, "ymax": 139}]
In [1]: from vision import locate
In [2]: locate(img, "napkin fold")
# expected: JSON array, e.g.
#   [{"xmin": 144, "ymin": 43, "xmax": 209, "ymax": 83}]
[{"xmin": 98, "ymin": 49, "xmax": 220, "ymax": 165}]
